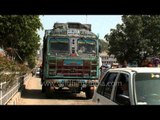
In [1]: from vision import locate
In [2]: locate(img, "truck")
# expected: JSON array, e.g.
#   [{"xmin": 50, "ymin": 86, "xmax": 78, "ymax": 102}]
[{"xmin": 41, "ymin": 22, "xmax": 101, "ymax": 99}]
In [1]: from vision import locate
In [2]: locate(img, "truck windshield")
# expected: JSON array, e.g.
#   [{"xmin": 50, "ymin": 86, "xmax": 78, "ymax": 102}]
[
  {"xmin": 77, "ymin": 39, "xmax": 96, "ymax": 54},
  {"xmin": 135, "ymin": 73, "xmax": 160, "ymax": 105},
  {"xmin": 49, "ymin": 38, "xmax": 69, "ymax": 53}
]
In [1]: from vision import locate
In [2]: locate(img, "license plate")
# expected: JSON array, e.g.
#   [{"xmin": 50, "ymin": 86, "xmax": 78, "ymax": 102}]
[{"xmin": 64, "ymin": 60, "xmax": 83, "ymax": 66}]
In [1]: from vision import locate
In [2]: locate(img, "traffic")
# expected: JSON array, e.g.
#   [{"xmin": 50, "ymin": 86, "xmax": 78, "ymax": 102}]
[{"xmin": 2, "ymin": 15, "xmax": 160, "ymax": 105}]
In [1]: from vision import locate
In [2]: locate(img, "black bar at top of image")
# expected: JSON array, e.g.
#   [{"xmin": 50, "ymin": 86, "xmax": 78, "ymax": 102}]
[{"xmin": 0, "ymin": 0, "xmax": 160, "ymax": 14}]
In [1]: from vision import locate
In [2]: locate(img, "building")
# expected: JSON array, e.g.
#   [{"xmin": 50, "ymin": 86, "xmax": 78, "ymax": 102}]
[{"xmin": 100, "ymin": 51, "xmax": 117, "ymax": 66}]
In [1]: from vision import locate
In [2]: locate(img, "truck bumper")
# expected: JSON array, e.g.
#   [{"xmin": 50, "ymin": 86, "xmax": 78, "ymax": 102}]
[{"xmin": 42, "ymin": 79, "xmax": 99, "ymax": 93}]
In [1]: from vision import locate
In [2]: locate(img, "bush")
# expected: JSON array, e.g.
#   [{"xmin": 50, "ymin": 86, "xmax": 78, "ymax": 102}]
[{"xmin": 0, "ymin": 56, "xmax": 29, "ymax": 83}]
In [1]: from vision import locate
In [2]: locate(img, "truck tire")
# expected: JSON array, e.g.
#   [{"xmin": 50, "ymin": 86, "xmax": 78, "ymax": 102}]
[
  {"xmin": 45, "ymin": 86, "xmax": 53, "ymax": 98},
  {"xmin": 42, "ymin": 85, "xmax": 45, "ymax": 93},
  {"xmin": 85, "ymin": 87, "xmax": 94, "ymax": 99}
]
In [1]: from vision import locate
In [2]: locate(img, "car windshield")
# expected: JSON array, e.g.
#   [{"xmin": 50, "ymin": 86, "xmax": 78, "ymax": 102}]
[
  {"xmin": 49, "ymin": 38, "xmax": 69, "ymax": 53},
  {"xmin": 77, "ymin": 39, "xmax": 96, "ymax": 54},
  {"xmin": 135, "ymin": 73, "xmax": 160, "ymax": 105}
]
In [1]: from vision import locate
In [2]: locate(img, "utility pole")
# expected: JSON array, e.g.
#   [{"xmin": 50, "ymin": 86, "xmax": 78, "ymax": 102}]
[{"xmin": 86, "ymin": 15, "xmax": 88, "ymax": 24}]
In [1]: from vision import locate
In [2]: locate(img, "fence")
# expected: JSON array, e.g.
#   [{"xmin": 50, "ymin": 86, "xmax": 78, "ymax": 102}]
[{"xmin": 0, "ymin": 73, "xmax": 30, "ymax": 105}]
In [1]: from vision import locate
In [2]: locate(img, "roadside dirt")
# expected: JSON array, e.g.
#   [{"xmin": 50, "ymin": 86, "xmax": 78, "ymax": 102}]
[{"xmin": 17, "ymin": 76, "xmax": 96, "ymax": 105}]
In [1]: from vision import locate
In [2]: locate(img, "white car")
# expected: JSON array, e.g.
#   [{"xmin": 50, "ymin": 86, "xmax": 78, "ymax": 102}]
[
  {"xmin": 92, "ymin": 67, "xmax": 160, "ymax": 105},
  {"xmin": 35, "ymin": 68, "xmax": 40, "ymax": 77}
]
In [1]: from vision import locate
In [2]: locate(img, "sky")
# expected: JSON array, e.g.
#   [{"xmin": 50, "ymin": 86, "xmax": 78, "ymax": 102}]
[{"xmin": 38, "ymin": 15, "xmax": 122, "ymax": 43}]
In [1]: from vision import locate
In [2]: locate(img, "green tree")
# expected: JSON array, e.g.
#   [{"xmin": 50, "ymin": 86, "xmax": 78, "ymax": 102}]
[
  {"xmin": 0, "ymin": 15, "xmax": 43, "ymax": 68},
  {"xmin": 105, "ymin": 15, "xmax": 160, "ymax": 65},
  {"xmin": 99, "ymin": 39, "xmax": 108, "ymax": 52}
]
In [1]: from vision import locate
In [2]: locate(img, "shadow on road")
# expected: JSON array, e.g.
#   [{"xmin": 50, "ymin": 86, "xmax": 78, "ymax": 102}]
[
  {"xmin": 21, "ymin": 89, "xmax": 87, "ymax": 100},
  {"xmin": 21, "ymin": 89, "xmax": 46, "ymax": 99}
]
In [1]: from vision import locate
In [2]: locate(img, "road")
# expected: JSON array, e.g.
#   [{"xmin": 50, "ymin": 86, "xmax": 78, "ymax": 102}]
[{"xmin": 17, "ymin": 76, "xmax": 96, "ymax": 105}]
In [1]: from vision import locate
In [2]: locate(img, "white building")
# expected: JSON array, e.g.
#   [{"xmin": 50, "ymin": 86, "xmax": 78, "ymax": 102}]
[{"xmin": 100, "ymin": 51, "xmax": 117, "ymax": 66}]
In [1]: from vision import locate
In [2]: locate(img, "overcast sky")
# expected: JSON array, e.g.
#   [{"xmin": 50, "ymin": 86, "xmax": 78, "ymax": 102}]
[{"xmin": 38, "ymin": 15, "xmax": 122, "ymax": 43}]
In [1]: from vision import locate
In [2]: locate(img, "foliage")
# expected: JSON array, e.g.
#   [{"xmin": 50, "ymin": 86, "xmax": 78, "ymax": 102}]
[
  {"xmin": 27, "ymin": 55, "xmax": 36, "ymax": 69},
  {"xmin": 0, "ymin": 15, "xmax": 43, "ymax": 67},
  {"xmin": 0, "ymin": 56, "xmax": 29, "ymax": 83},
  {"xmin": 99, "ymin": 39, "xmax": 108, "ymax": 52},
  {"xmin": 105, "ymin": 15, "xmax": 160, "ymax": 65},
  {"xmin": 0, "ymin": 15, "xmax": 42, "ymax": 90}
]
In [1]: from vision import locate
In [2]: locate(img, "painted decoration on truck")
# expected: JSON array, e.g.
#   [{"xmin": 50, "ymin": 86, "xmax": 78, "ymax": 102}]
[{"xmin": 63, "ymin": 59, "xmax": 83, "ymax": 66}]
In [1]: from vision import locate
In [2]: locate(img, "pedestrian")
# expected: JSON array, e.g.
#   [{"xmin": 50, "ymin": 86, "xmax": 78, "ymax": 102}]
[
  {"xmin": 31, "ymin": 69, "xmax": 34, "ymax": 76},
  {"xmin": 122, "ymin": 60, "xmax": 128, "ymax": 68},
  {"xmin": 147, "ymin": 61, "xmax": 153, "ymax": 67}
]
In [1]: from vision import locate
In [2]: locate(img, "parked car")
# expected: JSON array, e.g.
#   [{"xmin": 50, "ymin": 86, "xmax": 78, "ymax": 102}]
[
  {"xmin": 92, "ymin": 67, "xmax": 160, "ymax": 105},
  {"xmin": 35, "ymin": 67, "xmax": 40, "ymax": 77}
]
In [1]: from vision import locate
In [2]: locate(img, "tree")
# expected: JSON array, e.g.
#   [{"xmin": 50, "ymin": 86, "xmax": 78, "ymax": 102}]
[
  {"xmin": 99, "ymin": 39, "xmax": 108, "ymax": 52},
  {"xmin": 0, "ymin": 56, "xmax": 29, "ymax": 83},
  {"xmin": 105, "ymin": 15, "xmax": 160, "ymax": 65},
  {"xmin": 0, "ymin": 15, "xmax": 43, "ymax": 68}
]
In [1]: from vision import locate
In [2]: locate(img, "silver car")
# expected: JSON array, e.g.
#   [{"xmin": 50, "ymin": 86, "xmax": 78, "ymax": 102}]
[{"xmin": 92, "ymin": 67, "xmax": 160, "ymax": 105}]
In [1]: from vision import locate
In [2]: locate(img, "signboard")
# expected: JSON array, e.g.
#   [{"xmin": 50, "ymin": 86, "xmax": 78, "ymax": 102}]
[{"xmin": 67, "ymin": 29, "xmax": 80, "ymax": 35}]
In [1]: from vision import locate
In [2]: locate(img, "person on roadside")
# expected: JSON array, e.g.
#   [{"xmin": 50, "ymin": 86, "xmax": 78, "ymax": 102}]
[
  {"xmin": 147, "ymin": 61, "xmax": 153, "ymax": 67},
  {"xmin": 122, "ymin": 60, "xmax": 128, "ymax": 68}
]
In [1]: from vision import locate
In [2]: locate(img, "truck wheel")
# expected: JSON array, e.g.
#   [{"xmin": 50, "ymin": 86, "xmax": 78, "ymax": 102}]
[
  {"xmin": 85, "ymin": 87, "xmax": 94, "ymax": 99},
  {"xmin": 42, "ymin": 85, "xmax": 45, "ymax": 93},
  {"xmin": 45, "ymin": 86, "xmax": 53, "ymax": 98}
]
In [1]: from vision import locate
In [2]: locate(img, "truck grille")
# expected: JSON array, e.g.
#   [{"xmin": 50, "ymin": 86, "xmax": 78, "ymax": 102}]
[{"xmin": 48, "ymin": 60, "xmax": 97, "ymax": 77}]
